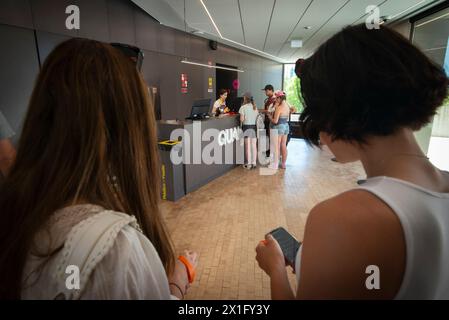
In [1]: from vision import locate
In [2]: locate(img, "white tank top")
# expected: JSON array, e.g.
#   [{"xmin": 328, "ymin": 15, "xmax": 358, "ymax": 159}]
[{"xmin": 296, "ymin": 174, "xmax": 449, "ymax": 299}]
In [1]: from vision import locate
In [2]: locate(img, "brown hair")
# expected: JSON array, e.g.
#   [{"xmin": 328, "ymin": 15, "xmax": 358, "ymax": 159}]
[
  {"xmin": 218, "ymin": 89, "xmax": 228, "ymax": 98},
  {"xmin": 0, "ymin": 38, "xmax": 175, "ymax": 299},
  {"xmin": 243, "ymin": 96, "xmax": 257, "ymax": 111}
]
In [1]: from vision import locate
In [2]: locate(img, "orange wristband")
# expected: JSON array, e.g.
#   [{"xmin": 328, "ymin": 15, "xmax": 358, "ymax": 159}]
[{"xmin": 178, "ymin": 255, "xmax": 196, "ymax": 284}]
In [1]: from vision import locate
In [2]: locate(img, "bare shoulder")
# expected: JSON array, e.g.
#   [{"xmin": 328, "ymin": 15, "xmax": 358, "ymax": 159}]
[
  {"xmin": 308, "ymin": 189, "xmax": 403, "ymax": 227},
  {"xmin": 297, "ymin": 190, "xmax": 406, "ymax": 299}
]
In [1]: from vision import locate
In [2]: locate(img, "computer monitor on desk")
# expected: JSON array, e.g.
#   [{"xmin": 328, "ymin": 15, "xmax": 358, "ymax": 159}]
[{"xmin": 187, "ymin": 99, "xmax": 212, "ymax": 120}]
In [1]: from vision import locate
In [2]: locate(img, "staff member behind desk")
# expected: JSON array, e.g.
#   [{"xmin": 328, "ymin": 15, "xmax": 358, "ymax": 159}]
[
  {"xmin": 0, "ymin": 110, "xmax": 16, "ymax": 177},
  {"xmin": 239, "ymin": 92, "xmax": 259, "ymax": 170},
  {"xmin": 212, "ymin": 89, "xmax": 230, "ymax": 116}
]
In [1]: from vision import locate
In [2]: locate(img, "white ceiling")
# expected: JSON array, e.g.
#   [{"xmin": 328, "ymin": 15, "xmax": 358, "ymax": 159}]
[{"xmin": 132, "ymin": 0, "xmax": 446, "ymax": 63}]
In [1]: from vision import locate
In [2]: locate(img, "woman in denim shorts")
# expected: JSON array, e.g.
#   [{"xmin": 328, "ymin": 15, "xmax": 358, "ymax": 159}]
[
  {"xmin": 239, "ymin": 92, "xmax": 259, "ymax": 169},
  {"xmin": 268, "ymin": 91, "xmax": 290, "ymax": 169}
]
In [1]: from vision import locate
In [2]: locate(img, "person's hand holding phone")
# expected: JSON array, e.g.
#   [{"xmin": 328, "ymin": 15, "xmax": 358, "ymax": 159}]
[{"xmin": 255, "ymin": 234, "xmax": 286, "ymax": 277}]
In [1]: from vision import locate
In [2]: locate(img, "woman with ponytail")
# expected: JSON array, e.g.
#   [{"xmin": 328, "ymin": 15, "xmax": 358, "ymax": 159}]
[{"xmin": 239, "ymin": 92, "xmax": 260, "ymax": 170}]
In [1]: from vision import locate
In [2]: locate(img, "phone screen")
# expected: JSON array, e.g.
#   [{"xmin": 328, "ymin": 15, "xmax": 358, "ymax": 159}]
[{"xmin": 269, "ymin": 227, "xmax": 301, "ymax": 267}]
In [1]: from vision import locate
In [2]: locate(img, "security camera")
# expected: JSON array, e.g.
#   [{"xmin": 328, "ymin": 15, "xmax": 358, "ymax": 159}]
[{"xmin": 380, "ymin": 15, "xmax": 392, "ymax": 23}]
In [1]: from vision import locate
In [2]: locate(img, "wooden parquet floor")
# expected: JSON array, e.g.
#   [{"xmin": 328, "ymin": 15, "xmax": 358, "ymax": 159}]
[{"xmin": 161, "ymin": 139, "xmax": 365, "ymax": 300}]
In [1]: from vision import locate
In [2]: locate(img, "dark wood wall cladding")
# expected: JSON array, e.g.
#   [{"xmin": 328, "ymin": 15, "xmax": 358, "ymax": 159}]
[{"xmin": 0, "ymin": 0, "xmax": 282, "ymax": 138}]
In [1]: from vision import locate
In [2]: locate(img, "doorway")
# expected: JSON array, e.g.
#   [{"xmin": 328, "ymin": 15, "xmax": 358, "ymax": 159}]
[{"xmin": 216, "ymin": 63, "xmax": 239, "ymax": 112}]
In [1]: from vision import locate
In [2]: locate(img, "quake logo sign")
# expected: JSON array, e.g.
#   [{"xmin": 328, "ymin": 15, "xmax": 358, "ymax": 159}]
[{"xmin": 218, "ymin": 127, "xmax": 241, "ymax": 147}]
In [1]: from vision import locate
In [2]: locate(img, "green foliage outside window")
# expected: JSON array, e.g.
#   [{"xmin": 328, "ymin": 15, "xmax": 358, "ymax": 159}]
[{"xmin": 283, "ymin": 64, "xmax": 304, "ymax": 113}]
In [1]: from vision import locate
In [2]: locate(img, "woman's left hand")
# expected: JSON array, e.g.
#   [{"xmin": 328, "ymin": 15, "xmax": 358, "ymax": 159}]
[
  {"xmin": 255, "ymin": 235, "xmax": 286, "ymax": 277},
  {"xmin": 168, "ymin": 250, "xmax": 198, "ymax": 298}
]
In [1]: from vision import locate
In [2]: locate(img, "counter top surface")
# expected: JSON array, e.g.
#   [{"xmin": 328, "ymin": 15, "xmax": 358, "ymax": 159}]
[{"xmin": 158, "ymin": 114, "xmax": 239, "ymax": 126}]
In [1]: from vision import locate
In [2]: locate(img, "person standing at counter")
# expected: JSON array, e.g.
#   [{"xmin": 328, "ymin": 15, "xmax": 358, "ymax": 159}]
[
  {"xmin": 262, "ymin": 84, "xmax": 276, "ymax": 112},
  {"xmin": 268, "ymin": 91, "xmax": 290, "ymax": 170},
  {"xmin": 239, "ymin": 92, "xmax": 259, "ymax": 170},
  {"xmin": 261, "ymin": 85, "xmax": 276, "ymax": 157},
  {"xmin": 0, "ymin": 110, "xmax": 16, "ymax": 177},
  {"xmin": 212, "ymin": 89, "xmax": 229, "ymax": 116}
]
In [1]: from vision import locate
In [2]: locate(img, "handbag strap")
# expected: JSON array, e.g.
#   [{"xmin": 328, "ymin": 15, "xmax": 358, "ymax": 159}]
[{"xmin": 53, "ymin": 210, "xmax": 140, "ymax": 299}]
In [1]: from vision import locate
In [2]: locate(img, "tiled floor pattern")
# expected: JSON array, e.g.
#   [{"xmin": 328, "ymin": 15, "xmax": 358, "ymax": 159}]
[{"xmin": 161, "ymin": 139, "xmax": 364, "ymax": 299}]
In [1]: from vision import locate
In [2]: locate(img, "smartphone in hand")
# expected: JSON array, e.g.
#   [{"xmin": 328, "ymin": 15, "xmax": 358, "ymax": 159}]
[{"xmin": 267, "ymin": 227, "xmax": 301, "ymax": 268}]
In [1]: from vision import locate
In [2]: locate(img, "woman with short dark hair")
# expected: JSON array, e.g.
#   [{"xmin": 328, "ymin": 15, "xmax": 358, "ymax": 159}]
[{"xmin": 256, "ymin": 24, "xmax": 449, "ymax": 299}]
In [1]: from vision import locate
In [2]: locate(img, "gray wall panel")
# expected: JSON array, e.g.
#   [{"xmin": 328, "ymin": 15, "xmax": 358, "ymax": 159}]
[
  {"xmin": 30, "ymin": 0, "xmax": 78, "ymax": 36},
  {"xmin": 0, "ymin": 25, "xmax": 40, "ymax": 145},
  {"xmin": 1, "ymin": 0, "xmax": 282, "ymax": 137},
  {"xmin": 36, "ymin": 31, "xmax": 72, "ymax": 66},
  {"xmin": 141, "ymin": 50, "xmax": 161, "ymax": 87},
  {"xmin": 76, "ymin": 0, "xmax": 109, "ymax": 42},
  {"xmin": 0, "ymin": 0, "xmax": 33, "ymax": 29},
  {"xmin": 134, "ymin": 6, "xmax": 159, "ymax": 52},
  {"xmin": 107, "ymin": 0, "xmax": 136, "ymax": 45}
]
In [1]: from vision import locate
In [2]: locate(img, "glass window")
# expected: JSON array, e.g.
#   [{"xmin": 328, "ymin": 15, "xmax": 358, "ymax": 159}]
[
  {"xmin": 283, "ymin": 64, "xmax": 304, "ymax": 114},
  {"xmin": 413, "ymin": 7, "xmax": 449, "ymax": 171}
]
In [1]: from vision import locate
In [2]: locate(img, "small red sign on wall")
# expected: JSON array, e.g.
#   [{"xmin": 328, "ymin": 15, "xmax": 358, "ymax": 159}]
[{"xmin": 181, "ymin": 73, "xmax": 188, "ymax": 94}]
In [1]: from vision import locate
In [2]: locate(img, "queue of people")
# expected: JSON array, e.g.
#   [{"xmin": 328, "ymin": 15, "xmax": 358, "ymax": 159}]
[
  {"xmin": 212, "ymin": 84, "xmax": 294, "ymax": 171},
  {"xmin": 238, "ymin": 86, "xmax": 293, "ymax": 170}
]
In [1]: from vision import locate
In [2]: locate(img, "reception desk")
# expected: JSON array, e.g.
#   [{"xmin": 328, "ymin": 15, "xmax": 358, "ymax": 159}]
[{"xmin": 158, "ymin": 114, "xmax": 242, "ymax": 197}]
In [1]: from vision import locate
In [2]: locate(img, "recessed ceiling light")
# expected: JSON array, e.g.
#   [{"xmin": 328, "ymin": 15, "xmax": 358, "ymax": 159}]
[
  {"xmin": 192, "ymin": 30, "xmax": 205, "ymax": 35},
  {"xmin": 291, "ymin": 40, "xmax": 303, "ymax": 48},
  {"xmin": 304, "ymin": 26, "xmax": 312, "ymax": 30}
]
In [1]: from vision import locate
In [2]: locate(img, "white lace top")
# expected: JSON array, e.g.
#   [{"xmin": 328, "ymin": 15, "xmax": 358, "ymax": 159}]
[{"xmin": 21, "ymin": 204, "xmax": 172, "ymax": 300}]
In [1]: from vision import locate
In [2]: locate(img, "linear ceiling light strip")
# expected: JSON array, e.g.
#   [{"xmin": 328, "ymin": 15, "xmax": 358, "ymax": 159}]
[
  {"xmin": 199, "ymin": 0, "xmax": 283, "ymax": 62},
  {"xmin": 415, "ymin": 10, "xmax": 449, "ymax": 27},
  {"xmin": 199, "ymin": 0, "xmax": 223, "ymax": 38},
  {"xmin": 181, "ymin": 59, "xmax": 245, "ymax": 72},
  {"xmin": 389, "ymin": 0, "xmax": 427, "ymax": 20}
]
